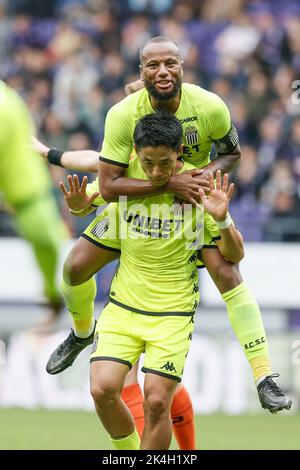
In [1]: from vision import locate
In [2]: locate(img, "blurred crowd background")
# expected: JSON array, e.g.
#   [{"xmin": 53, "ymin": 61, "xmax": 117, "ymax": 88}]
[{"xmin": 0, "ymin": 0, "xmax": 300, "ymax": 241}]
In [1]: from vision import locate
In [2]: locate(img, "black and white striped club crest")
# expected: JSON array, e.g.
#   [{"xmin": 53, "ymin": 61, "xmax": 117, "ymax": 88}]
[
  {"xmin": 91, "ymin": 216, "xmax": 110, "ymax": 239},
  {"xmin": 184, "ymin": 125, "xmax": 199, "ymax": 146}
]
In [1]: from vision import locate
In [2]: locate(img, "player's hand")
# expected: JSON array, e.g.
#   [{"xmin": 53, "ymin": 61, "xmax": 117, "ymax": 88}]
[
  {"xmin": 191, "ymin": 171, "xmax": 211, "ymax": 193},
  {"xmin": 31, "ymin": 136, "xmax": 49, "ymax": 159},
  {"xmin": 59, "ymin": 175, "xmax": 99, "ymax": 211},
  {"xmin": 198, "ymin": 170, "xmax": 234, "ymax": 221},
  {"xmin": 124, "ymin": 79, "xmax": 144, "ymax": 96},
  {"xmin": 166, "ymin": 169, "xmax": 210, "ymax": 206}
]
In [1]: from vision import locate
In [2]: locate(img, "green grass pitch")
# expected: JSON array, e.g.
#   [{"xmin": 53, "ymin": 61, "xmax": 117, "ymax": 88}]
[{"xmin": 0, "ymin": 408, "xmax": 299, "ymax": 450}]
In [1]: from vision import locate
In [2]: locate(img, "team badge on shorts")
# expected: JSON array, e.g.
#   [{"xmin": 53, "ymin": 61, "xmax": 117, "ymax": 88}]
[{"xmin": 91, "ymin": 217, "xmax": 110, "ymax": 239}]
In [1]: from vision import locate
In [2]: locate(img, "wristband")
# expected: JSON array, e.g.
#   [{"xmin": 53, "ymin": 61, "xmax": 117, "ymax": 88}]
[
  {"xmin": 216, "ymin": 213, "xmax": 232, "ymax": 229},
  {"xmin": 48, "ymin": 148, "xmax": 65, "ymax": 167},
  {"xmin": 68, "ymin": 207, "xmax": 87, "ymax": 215}
]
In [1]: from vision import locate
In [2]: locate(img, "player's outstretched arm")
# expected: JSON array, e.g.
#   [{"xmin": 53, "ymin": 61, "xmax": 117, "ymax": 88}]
[
  {"xmin": 199, "ymin": 170, "xmax": 244, "ymax": 264},
  {"xmin": 59, "ymin": 174, "xmax": 99, "ymax": 216},
  {"xmin": 32, "ymin": 136, "xmax": 99, "ymax": 173}
]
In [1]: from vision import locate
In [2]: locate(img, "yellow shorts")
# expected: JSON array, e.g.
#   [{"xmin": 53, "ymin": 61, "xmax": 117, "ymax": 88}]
[
  {"xmin": 90, "ymin": 302, "xmax": 195, "ymax": 382},
  {"xmin": 81, "ymin": 205, "xmax": 121, "ymax": 253}
]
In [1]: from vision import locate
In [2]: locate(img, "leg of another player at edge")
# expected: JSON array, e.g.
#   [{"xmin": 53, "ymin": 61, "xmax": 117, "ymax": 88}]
[
  {"xmin": 121, "ymin": 361, "xmax": 145, "ymax": 438},
  {"xmin": 62, "ymin": 237, "xmax": 119, "ymax": 338},
  {"xmin": 14, "ymin": 196, "xmax": 65, "ymax": 320},
  {"xmin": 122, "ymin": 361, "xmax": 196, "ymax": 449},
  {"xmin": 201, "ymin": 248, "xmax": 271, "ymax": 382},
  {"xmin": 90, "ymin": 360, "xmax": 140, "ymax": 450},
  {"xmin": 171, "ymin": 383, "xmax": 196, "ymax": 450},
  {"xmin": 142, "ymin": 373, "xmax": 177, "ymax": 450}
]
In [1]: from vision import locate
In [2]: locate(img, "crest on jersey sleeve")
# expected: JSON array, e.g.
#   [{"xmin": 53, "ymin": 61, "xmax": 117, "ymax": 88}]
[{"xmin": 184, "ymin": 125, "xmax": 199, "ymax": 146}]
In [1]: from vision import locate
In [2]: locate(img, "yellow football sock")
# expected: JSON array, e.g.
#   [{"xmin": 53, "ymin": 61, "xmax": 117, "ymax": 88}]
[
  {"xmin": 222, "ymin": 282, "xmax": 272, "ymax": 382},
  {"xmin": 61, "ymin": 277, "xmax": 96, "ymax": 338},
  {"xmin": 109, "ymin": 429, "xmax": 140, "ymax": 450},
  {"xmin": 250, "ymin": 355, "xmax": 271, "ymax": 383}
]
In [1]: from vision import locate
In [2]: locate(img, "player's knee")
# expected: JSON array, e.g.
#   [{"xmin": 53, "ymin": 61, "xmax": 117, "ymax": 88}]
[
  {"xmin": 143, "ymin": 392, "xmax": 169, "ymax": 422},
  {"xmin": 63, "ymin": 253, "xmax": 90, "ymax": 285},
  {"xmin": 90, "ymin": 381, "xmax": 119, "ymax": 406}
]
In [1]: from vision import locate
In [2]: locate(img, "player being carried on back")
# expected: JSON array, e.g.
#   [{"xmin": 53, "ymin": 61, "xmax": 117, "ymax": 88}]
[{"xmin": 35, "ymin": 36, "xmax": 292, "ymax": 415}]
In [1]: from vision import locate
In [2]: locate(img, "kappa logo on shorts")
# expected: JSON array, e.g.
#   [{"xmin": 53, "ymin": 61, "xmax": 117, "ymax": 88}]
[
  {"xmin": 91, "ymin": 217, "xmax": 110, "ymax": 239},
  {"xmin": 160, "ymin": 361, "xmax": 177, "ymax": 373},
  {"xmin": 91, "ymin": 332, "xmax": 99, "ymax": 354}
]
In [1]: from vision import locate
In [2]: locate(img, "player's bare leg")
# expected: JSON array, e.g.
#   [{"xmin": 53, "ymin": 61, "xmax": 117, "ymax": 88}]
[
  {"xmin": 63, "ymin": 236, "xmax": 119, "ymax": 286},
  {"xmin": 122, "ymin": 362, "xmax": 196, "ymax": 449},
  {"xmin": 90, "ymin": 360, "xmax": 140, "ymax": 449},
  {"xmin": 141, "ymin": 373, "xmax": 177, "ymax": 450}
]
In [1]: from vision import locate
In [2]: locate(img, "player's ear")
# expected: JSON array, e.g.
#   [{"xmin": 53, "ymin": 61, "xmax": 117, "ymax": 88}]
[
  {"xmin": 139, "ymin": 64, "xmax": 144, "ymax": 81},
  {"xmin": 178, "ymin": 144, "xmax": 184, "ymax": 154}
]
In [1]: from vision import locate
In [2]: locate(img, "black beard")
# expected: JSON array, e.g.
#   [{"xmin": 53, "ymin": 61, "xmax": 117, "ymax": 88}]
[{"xmin": 144, "ymin": 78, "xmax": 182, "ymax": 101}]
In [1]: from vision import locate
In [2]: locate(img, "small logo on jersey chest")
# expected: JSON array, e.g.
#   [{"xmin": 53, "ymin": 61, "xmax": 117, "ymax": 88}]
[{"xmin": 184, "ymin": 125, "xmax": 199, "ymax": 146}]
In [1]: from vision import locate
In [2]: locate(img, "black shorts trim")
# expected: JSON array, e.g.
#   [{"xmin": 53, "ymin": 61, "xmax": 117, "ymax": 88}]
[
  {"xmin": 211, "ymin": 235, "xmax": 221, "ymax": 241},
  {"xmin": 197, "ymin": 264, "xmax": 206, "ymax": 269},
  {"xmin": 141, "ymin": 367, "xmax": 181, "ymax": 383},
  {"xmin": 109, "ymin": 298, "xmax": 195, "ymax": 317},
  {"xmin": 99, "ymin": 156, "xmax": 129, "ymax": 168},
  {"xmin": 90, "ymin": 356, "xmax": 132, "ymax": 369},
  {"xmin": 80, "ymin": 234, "xmax": 121, "ymax": 253}
]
